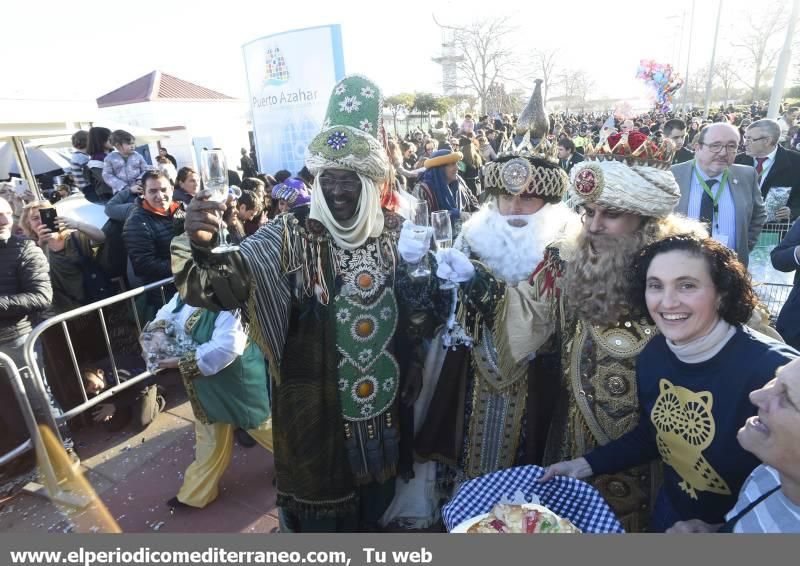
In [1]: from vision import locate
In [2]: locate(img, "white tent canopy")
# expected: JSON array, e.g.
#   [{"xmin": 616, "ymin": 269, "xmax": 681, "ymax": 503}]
[{"xmin": 0, "ymin": 142, "xmax": 72, "ymax": 178}]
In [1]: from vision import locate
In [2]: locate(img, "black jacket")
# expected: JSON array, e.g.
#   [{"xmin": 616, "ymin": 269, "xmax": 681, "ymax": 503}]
[
  {"xmin": 122, "ymin": 200, "xmax": 185, "ymax": 284},
  {"xmin": 560, "ymin": 152, "xmax": 584, "ymax": 174},
  {"xmin": 771, "ymin": 219, "xmax": 800, "ymax": 349},
  {"xmin": 172, "ymin": 187, "xmax": 193, "ymax": 206},
  {"xmin": 736, "ymin": 146, "xmax": 800, "ymax": 220},
  {"xmin": 0, "ymin": 236, "xmax": 53, "ymax": 343},
  {"xmin": 672, "ymin": 146, "xmax": 694, "ymax": 164}
]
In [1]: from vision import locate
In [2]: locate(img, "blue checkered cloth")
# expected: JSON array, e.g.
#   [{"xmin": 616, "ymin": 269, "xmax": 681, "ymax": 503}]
[{"xmin": 443, "ymin": 465, "xmax": 625, "ymax": 533}]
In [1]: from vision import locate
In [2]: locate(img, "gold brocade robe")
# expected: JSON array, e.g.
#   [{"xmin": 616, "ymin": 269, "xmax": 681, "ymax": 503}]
[{"xmin": 522, "ymin": 247, "xmax": 660, "ymax": 533}]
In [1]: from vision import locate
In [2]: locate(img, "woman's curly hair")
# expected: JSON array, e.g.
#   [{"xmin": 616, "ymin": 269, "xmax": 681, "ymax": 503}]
[{"xmin": 629, "ymin": 235, "xmax": 758, "ymax": 326}]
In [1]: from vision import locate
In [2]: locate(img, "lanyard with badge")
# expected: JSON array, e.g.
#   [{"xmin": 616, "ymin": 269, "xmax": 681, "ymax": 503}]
[{"xmin": 693, "ymin": 161, "xmax": 729, "ymax": 230}]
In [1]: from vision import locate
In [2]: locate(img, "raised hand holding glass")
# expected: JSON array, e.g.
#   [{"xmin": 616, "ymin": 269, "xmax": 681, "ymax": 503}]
[{"xmin": 200, "ymin": 149, "xmax": 239, "ymax": 254}]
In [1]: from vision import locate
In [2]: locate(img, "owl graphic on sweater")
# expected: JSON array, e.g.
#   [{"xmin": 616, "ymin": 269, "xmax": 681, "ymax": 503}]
[{"xmin": 650, "ymin": 379, "xmax": 731, "ymax": 499}]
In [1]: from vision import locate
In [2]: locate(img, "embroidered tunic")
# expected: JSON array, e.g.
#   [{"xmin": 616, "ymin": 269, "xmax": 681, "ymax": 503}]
[
  {"xmin": 527, "ymin": 246, "xmax": 659, "ymax": 532},
  {"xmin": 415, "ymin": 251, "xmax": 552, "ymax": 478},
  {"xmin": 171, "ymin": 211, "xmax": 423, "ymax": 520}
]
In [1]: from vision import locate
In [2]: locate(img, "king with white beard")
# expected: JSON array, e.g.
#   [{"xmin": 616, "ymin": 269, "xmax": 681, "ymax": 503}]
[
  {"xmin": 456, "ymin": 197, "xmax": 573, "ymax": 286},
  {"xmin": 381, "ymin": 150, "xmax": 574, "ymax": 530},
  {"xmin": 411, "ymin": 152, "xmax": 574, "ymax": 482}
]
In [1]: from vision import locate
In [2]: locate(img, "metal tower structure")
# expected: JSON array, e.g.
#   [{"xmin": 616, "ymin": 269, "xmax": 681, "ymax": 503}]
[{"xmin": 432, "ymin": 15, "xmax": 463, "ymax": 96}]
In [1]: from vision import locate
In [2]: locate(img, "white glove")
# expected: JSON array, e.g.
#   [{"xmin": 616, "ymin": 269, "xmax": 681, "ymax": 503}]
[
  {"xmin": 435, "ymin": 247, "xmax": 475, "ymax": 283},
  {"xmin": 398, "ymin": 220, "xmax": 432, "ymax": 264}
]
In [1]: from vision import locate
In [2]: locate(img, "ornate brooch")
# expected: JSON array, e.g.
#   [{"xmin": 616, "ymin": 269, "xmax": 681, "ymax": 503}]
[
  {"xmin": 500, "ymin": 157, "xmax": 534, "ymax": 195},
  {"xmin": 573, "ymin": 163, "xmax": 605, "ymax": 201}
]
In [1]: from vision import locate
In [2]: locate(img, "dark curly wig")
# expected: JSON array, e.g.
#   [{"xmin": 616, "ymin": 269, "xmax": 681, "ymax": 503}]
[{"xmin": 629, "ymin": 235, "xmax": 758, "ymax": 326}]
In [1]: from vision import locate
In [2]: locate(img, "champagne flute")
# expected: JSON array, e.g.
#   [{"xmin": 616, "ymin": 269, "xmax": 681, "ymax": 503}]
[
  {"xmin": 200, "ymin": 149, "xmax": 239, "ymax": 254},
  {"xmin": 409, "ymin": 200, "xmax": 431, "ymax": 278},
  {"xmin": 431, "ymin": 210, "xmax": 455, "ymax": 289}
]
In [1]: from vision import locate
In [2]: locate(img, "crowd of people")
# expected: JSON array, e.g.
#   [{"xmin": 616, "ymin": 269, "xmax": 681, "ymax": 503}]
[{"xmin": 1, "ymin": 75, "xmax": 799, "ymax": 533}]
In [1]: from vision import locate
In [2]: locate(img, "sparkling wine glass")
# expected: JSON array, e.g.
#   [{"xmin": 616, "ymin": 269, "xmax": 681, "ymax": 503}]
[
  {"xmin": 409, "ymin": 200, "xmax": 431, "ymax": 278},
  {"xmin": 200, "ymin": 149, "xmax": 239, "ymax": 254},
  {"xmin": 431, "ymin": 210, "xmax": 455, "ymax": 289}
]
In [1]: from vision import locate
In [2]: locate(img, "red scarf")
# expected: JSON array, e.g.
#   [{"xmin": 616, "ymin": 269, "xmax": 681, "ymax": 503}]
[{"xmin": 142, "ymin": 199, "xmax": 180, "ymax": 217}]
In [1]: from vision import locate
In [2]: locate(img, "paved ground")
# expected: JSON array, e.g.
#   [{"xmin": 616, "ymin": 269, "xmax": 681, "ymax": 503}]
[{"xmin": 0, "ymin": 382, "xmax": 279, "ymax": 534}]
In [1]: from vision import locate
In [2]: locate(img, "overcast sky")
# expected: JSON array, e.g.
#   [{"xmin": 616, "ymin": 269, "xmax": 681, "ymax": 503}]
[{"xmin": 1, "ymin": 0, "xmax": 792, "ymax": 105}]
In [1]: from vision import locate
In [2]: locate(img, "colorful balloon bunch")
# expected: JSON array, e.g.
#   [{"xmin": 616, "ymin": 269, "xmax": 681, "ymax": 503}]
[{"xmin": 636, "ymin": 60, "xmax": 684, "ymax": 112}]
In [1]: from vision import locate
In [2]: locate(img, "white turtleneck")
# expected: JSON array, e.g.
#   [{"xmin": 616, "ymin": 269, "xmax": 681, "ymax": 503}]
[{"xmin": 665, "ymin": 317, "xmax": 736, "ymax": 364}]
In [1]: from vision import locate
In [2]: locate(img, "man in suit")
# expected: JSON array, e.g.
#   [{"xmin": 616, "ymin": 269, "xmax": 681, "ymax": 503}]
[
  {"xmin": 557, "ymin": 138, "xmax": 584, "ymax": 174},
  {"xmin": 671, "ymin": 123, "xmax": 766, "ymax": 266},
  {"xmin": 735, "ymin": 119, "xmax": 800, "ymax": 221},
  {"xmin": 664, "ymin": 118, "xmax": 694, "ymax": 164},
  {"xmin": 771, "ymin": 219, "xmax": 800, "ymax": 350}
]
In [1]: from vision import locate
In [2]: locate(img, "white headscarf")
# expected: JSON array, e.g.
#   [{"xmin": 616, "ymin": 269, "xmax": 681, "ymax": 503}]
[{"xmin": 309, "ymin": 172, "xmax": 384, "ymax": 250}]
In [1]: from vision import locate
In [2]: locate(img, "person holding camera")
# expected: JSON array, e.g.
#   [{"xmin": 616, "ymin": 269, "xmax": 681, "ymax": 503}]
[{"xmin": 19, "ymin": 200, "xmax": 106, "ymax": 314}]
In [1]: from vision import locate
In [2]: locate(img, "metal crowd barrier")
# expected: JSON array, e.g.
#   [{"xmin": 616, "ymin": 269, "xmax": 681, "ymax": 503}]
[
  {"xmin": 758, "ymin": 221, "xmax": 793, "ymax": 245},
  {"xmin": 0, "ymin": 352, "xmax": 61, "ymax": 496},
  {"xmin": 0, "ymin": 278, "xmax": 174, "ymax": 497},
  {"xmin": 755, "ymin": 282, "xmax": 794, "ymax": 320},
  {"xmin": 749, "ymin": 220, "xmax": 795, "ymax": 321}
]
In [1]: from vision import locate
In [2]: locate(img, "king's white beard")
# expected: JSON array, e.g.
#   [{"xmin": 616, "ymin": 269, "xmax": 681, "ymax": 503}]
[{"xmin": 458, "ymin": 201, "xmax": 572, "ymax": 285}]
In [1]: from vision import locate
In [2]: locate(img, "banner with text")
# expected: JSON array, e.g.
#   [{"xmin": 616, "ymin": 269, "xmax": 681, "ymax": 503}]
[{"xmin": 242, "ymin": 25, "xmax": 345, "ymax": 175}]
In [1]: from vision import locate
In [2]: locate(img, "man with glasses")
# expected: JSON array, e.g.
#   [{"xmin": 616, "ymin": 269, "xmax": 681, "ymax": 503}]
[
  {"xmin": 735, "ymin": 118, "xmax": 800, "ymax": 222},
  {"xmin": 174, "ymin": 76, "xmax": 435, "ymax": 532},
  {"xmin": 663, "ymin": 118, "xmax": 694, "ymax": 164},
  {"xmin": 671, "ymin": 123, "xmax": 766, "ymax": 266}
]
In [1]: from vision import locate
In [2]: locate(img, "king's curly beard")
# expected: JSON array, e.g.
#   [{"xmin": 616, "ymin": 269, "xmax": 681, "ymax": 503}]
[{"xmin": 564, "ymin": 229, "xmax": 648, "ymax": 326}]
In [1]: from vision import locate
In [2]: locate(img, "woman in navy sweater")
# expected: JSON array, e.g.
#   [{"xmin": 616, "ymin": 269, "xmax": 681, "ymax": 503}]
[{"xmin": 540, "ymin": 236, "xmax": 798, "ymax": 531}]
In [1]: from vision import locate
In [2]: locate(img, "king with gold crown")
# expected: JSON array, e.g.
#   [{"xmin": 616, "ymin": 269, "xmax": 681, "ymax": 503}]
[{"xmin": 518, "ymin": 122, "xmax": 710, "ymax": 531}]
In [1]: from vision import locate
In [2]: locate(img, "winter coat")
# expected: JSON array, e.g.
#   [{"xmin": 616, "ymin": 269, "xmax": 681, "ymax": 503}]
[
  {"xmin": 122, "ymin": 200, "xmax": 185, "ymax": 285},
  {"xmin": 102, "ymin": 150, "xmax": 148, "ymax": 194},
  {"xmin": 0, "ymin": 236, "xmax": 53, "ymax": 343}
]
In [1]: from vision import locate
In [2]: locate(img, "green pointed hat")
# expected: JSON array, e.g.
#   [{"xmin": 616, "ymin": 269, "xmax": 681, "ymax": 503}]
[{"xmin": 306, "ymin": 75, "xmax": 390, "ymax": 182}]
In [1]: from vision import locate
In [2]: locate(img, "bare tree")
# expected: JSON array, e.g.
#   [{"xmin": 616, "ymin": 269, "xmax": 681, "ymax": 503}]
[
  {"xmin": 730, "ymin": 2, "xmax": 787, "ymax": 101},
  {"xmin": 714, "ymin": 59, "xmax": 739, "ymax": 104},
  {"xmin": 450, "ymin": 16, "xmax": 518, "ymax": 114},
  {"xmin": 686, "ymin": 66, "xmax": 711, "ymax": 107},
  {"xmin": 557, "ymin": 71, "xmax": 577, "ymax": 115},
  {"xmin": 572, "ymin": 71, "xmax": 595, "ymax": 114},
  {"xmin": 555, "ymin": 70, "xmax": 594, "ymax": 115},
  {"xmin": 531, "ymin": 48, "xmax": 559, "ymax": 104}
]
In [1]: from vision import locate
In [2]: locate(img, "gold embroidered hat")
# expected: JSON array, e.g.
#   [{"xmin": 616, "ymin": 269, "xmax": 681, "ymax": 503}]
[{"xmin": 482, "ymin": 79, "xmax": 568, "ymax": 202}]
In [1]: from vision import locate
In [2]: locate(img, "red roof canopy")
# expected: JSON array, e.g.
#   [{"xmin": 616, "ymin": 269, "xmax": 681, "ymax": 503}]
[{"xmin": 97, "ymin": 71, "xmax": 235, "ymax": 108}]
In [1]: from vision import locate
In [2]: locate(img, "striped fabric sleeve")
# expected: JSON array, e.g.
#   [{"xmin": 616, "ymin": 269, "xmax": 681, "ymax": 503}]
[
  {"xmin": 730, "ymin": 465, "xmax": 800, "ymax": 533},
  {"xmin": 69, "ymin": 153, "xmax": 90, "ymax": 188},
  {"xmin": 238, "ymin": 221, "xmax": 292, "ymax": 383}
]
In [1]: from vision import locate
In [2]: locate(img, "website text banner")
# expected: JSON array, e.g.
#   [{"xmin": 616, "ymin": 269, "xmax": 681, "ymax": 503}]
[
  {"xmin": 242, "ymin": 25, "xmax": 345, "ymax": 176},
  {"xmin": 2, "ymin": 533, "xmax": 797, "ymax": 566}
]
